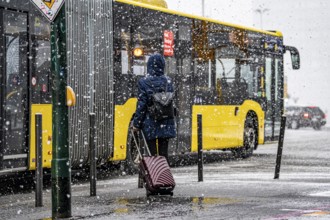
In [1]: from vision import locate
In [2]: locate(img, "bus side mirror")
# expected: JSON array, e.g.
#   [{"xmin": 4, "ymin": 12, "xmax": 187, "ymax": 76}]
[{"xmin": 285, "ymin": 46, "xmax": 300, "ymax": 70}]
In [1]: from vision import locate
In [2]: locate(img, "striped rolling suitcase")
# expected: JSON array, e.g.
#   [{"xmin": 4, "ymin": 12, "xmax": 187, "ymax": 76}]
[{"xmin": 131, "ymin": 130, "xmax": 175, "ymax": 196}]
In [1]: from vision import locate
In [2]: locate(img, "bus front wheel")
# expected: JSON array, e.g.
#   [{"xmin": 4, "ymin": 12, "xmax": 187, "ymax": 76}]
[{"xmin": 232, "ymin": 117, "xmax": 257, "ymax": 158}]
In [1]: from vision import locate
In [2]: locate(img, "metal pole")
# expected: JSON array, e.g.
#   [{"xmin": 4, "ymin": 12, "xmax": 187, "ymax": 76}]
[
  {"xmin": 274, "ymin": 116, "xmax": 286, "ymax": 179},
  {"xmin": 88, "ymin": 0, "xmax": 95, "ymax": 112},
  {"xmin": 50, "ymin": 4, "xmax": 71, "ymax": 218},
  {"xmin": 201, "ymin": 0, "xmax": 205, "ymax": 17},
  {"xmin": 89, "ymin": 113, "xmax": 97, "ymax": 196},
  {"xmin": 35, "ymin": 114, "xmax": 43, "ymax": 207},
  {"xmin": 197, "ymin": 114, "xmax": 203, "ymax": 182},
  {"xmin": 255, "ymin": 8, "xmax": 269, "ymax": 30}
]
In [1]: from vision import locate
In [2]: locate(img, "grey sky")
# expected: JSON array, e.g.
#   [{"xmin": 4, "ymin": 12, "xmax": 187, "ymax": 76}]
[{"xmin": 166, "ymin": 0, "xmax": 330, "ymax": 115}]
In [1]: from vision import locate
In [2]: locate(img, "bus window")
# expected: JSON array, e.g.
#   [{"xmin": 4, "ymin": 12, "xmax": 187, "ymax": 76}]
[
  {"xmin": 164, "ymin": 57, "xmax": 177, "ymax": 79},
  {"xmin": 265, "ymin": 58, "xmax": 272, "ymax": 102},
  {"xmin": 194, "ymin": 58, "xmax": 215, "ymax": 104},
  {"xmin": 216, "ymin": 58, "xmax": 236, "ymax": 79},
  {"xmin": 114, "ymin": 4, "xmax": 179, "ymax": 104},
  {"xmin": 195, "ymin": 59, "xmax": 212, "ymax": 88},
  {"xmin": 216, "ymin": 45, "xmax": 251, "ymax": 105},
  {"xmin": 120, "ymin": 31, "xmax": 132, "ymax": 75},
  {"xmin": 132, "ymin": 55, "xmax": 150, "ymax": 76},
  {"xmin": 114, "ymin": 5, "xmax": 136, "ymax": 104},
  {"xmin": 240, "ymin": 62, "xmax": 258, "ymax": 98},
  {"xmin": 275, "ymin": 60, "xmax": 279, "ymax": 102},
  {"xmin": 29, "ymin": 14, "xmax": 52, "ymax": 104},
  {"xmin": 121, "ymin": 50, "xmax": 129, "ymax": 74}
]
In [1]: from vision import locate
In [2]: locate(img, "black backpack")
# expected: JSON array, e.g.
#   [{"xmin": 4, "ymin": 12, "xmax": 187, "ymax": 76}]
[{"xmin": 148, "ymin": 78, "xmax": 175, "ymax": 121}]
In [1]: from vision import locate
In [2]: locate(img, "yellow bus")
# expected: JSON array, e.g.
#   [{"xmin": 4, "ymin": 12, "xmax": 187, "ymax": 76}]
[{"xmin": 0, "ymin": 0, "xmax": 299, "ymax": 174}]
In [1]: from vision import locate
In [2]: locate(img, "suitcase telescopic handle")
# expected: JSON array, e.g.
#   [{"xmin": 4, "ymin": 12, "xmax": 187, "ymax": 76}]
[
  {"xmin": 130, "ymin": 129, "xmax": 152, "ymax": 158},
  {"xmin": 140, "ymin": 131, "xmax": 152, "ymax": 156}
]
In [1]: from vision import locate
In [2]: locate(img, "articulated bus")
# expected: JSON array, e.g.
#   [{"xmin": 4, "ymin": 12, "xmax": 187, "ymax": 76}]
[{"xmin": 0, "ymin": 0, "xmax": 299, "ymax": 175}]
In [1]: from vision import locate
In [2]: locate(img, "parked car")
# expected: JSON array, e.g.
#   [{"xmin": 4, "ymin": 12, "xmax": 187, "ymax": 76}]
[{"xmin": 285, "ymin": 106, "xmax": 327, "ymax": 130}]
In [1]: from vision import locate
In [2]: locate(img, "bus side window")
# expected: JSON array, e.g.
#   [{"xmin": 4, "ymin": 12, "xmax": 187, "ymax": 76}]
[
  {"xmin": 215, "ymin": 57, "xmax": 236, "ymax": 104},
  {"xmin": 121, "ymin": 50, "xmax": 130, "ymax": 74},
  {"xmin": 240, "ymin": 62, "xmax": 259, "ymax": 99},
  {"xmin": 265, "ymin": 58, "xmax": 272, "ymax": 103},
  {"xmin": 194, "ymin": 58, "xmax": 215, "ymax": 104},
  {"xmin": 164, "ymin": 57, "xmax": 177, "ymax": 79},
  {"xmin": 132, "ymin": 55, "xmax": 149, "ymax": 76}
]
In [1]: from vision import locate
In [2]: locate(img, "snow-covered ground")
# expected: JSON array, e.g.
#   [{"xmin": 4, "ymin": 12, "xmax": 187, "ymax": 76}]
[{"xmin": 1, "ymin": 127, "xmax": 330, "ymax": 219}]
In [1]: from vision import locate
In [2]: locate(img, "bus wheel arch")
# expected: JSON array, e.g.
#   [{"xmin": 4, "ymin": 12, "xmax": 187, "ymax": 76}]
[{"xmin": 232, "ymin": 112, "xmax": 258, "ymax": 158}]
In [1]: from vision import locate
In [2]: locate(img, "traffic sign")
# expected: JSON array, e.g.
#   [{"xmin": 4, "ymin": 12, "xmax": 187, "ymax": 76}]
[{"xmin": 30, "ymin": 0, "xmax": 65, "ymax": 22}]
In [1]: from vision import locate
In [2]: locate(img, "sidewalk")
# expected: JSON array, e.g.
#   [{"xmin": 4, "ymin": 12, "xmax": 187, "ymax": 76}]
[
  {"xmin": 0, "ymin": 168, "xmax": 240, "ymax": 220},
  {"xmin": 0, "ymin": 152, "xmax": 235, "ymax": 220},
  {"xmin": 1, "ymin": 136, "xmax": 330, "ymax": 220},
  {"xmin": 2, "ymin": 162, "xmax": 330, "ymax": 220}
]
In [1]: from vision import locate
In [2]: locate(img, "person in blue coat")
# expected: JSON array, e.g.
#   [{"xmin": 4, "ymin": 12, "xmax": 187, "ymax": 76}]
[{"xmin": 132, "ymin": 54, "xmax": 176, "ymax": 162}]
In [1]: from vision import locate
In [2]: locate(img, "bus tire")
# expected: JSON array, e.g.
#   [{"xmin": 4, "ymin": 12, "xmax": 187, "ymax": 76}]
[
  {"xmin": 122, "ymin": 130, "xmax": 140, "ymax": 175},
  {"xmin": 232, "ymin": 117, "xmax": 257, "ymax": 158}
]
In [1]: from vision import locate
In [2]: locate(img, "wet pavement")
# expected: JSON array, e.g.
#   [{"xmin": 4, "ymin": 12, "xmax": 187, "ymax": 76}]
[{"xmin": 0, "ymin": 127, "xmax": 330, "ymax": 219}]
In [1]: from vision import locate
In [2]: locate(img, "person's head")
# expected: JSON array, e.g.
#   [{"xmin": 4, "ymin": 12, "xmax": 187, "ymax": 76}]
[{"xmin": 147, "ymin": 53, "xmax": 165, "ymax": 76}]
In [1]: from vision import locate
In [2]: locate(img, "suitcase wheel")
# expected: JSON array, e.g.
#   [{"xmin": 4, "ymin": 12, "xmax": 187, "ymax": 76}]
[{"xmin": 146, "ymin": 190, "xmax": 173, "ymax": 197}]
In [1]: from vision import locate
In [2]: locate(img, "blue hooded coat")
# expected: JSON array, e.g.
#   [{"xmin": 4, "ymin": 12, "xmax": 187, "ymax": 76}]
[{"xmin": 133, "ymin": 54, "xmax": 176, "ymax": 140}]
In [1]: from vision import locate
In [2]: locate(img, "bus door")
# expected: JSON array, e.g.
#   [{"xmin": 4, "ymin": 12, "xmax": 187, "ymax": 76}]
[
  {"xmin": 174, "ymin": 56, "xmax": 193, "ymax": 153},
  {"xmin": 192, "ymin": 57, "xmax": 240, "ymax": 149},
  {"xmin": 264, "ymin": 56, "xmax": 283, "ymax": 141},
  {"xmin": 0, "ymin": 10, "xmax": 29, "ymax": 169}
]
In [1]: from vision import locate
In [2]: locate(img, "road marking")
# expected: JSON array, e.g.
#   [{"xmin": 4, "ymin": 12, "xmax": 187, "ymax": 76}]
[
  {"xmin": 270, "ymin": 208, "xmax": 330, "ymax": 219},
  {"xmin": 3, "ymin": 154, "xmax": 27, "ymax": 160},
  {"xmin": 0, "ymin": 167, "xmax": 27, "ymax": 174},
  {"xmin": 309, "ymin": 191, "xmax": 330, "ymax": 197},
  {"xmin": 303, "ymin": 211, "xmax": 330, "ymax": 216},
  {"xmin": 281, "ymin": 209, "xmax": 320, "ymax": 212}
]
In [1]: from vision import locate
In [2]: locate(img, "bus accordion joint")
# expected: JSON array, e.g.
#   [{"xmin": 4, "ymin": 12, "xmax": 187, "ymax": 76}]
[{"xmin": 66, "ymin": 86, "xmax": 76, "ymax": 107}]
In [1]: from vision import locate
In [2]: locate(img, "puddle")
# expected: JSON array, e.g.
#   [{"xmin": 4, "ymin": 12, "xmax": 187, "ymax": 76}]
[
  {"xmin": 55, "ymin": 196, "xmax": 241, "ymax": 219},
  {"xmin": 111, "ymin": 196, "xmax": 240, "ymax": 215}
]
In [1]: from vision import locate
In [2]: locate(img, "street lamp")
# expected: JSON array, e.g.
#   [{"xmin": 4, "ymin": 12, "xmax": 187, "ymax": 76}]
[
  {"xmin": 254, "ymin": 7, "xmax": 269, "ymax": 29},
  {"xmin": 202, "ymin": 0, "xmax": 205, "ymax": 17}
]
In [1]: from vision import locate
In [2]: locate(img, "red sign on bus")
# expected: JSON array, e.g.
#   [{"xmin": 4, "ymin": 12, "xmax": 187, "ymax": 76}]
[{"xmin": 164, "ymin": 30, "xmax": 174, "ymax": 57}]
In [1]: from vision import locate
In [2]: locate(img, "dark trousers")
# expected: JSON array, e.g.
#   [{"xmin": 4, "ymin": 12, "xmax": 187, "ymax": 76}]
[{"xmin": 146, "ymin": 138, "xmax": 169, "ymax": 163}]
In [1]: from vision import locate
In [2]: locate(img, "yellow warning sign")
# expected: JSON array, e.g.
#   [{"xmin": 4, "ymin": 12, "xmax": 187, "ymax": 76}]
[
  {"xmin": 30, "ymin": 0, "xmax": 65, "ymax": 22},
  {"xmin": 43, "ymin": 0, "xmax": 55, "ymax": 9}
]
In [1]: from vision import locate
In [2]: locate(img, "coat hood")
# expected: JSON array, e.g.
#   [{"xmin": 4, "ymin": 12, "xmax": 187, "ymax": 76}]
[{"xmin": 147, "ymin": 54, "xmax": 165, "ymax": 76}]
